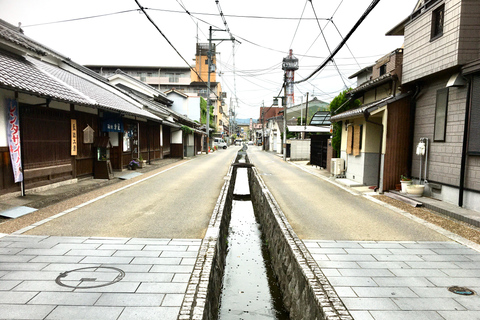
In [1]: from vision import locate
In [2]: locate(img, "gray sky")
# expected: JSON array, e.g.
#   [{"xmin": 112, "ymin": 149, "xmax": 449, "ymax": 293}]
[{"xmin": 1, "ymin": 0, "xmax": 417, "ymax": 119}]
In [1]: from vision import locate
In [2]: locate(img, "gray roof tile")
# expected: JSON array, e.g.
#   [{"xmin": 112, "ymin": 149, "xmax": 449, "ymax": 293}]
[
  {"xmin": 0, "ymin": 49, "xmax": 92, "ymax": 104},
  {"xmin": 28, "ymin": 57, "xmax": 161, "ymax": 121}
]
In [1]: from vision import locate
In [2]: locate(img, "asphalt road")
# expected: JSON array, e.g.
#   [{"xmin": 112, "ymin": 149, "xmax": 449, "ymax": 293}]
[
  {"xmin": 247, "ymin": 147, "xmax": 449, "ymax": 241},
  {"xmin": 25, "ymin": 147, "xmax": 239, "ymax": 239}
]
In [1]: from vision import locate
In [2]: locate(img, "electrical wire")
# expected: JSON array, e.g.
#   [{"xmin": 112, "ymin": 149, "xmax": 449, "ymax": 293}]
[
  {"xmin": 295, "ymin": 0, "xmax": 381, "ymax": 84},
  {"xmin": 308, "ymin": 0, "xmax": 348, "ymax": 89},
  {"xmin": 146, "ymin": 7, "xmax": 328, "ymax": 21},
  {"xmin": 134, "ymin": 0, "xmax": 219, "ymax": 100},
  {"xmin": 289, "ymin": 0, "xmax": 309, "ymax": 50},
  {"xmin": 22, "ymin": 9, "xmax": 140, "ymax": 27},
  {"xmin": 330, "ymin": 20, "xmax": 362, "ymax": 70}
]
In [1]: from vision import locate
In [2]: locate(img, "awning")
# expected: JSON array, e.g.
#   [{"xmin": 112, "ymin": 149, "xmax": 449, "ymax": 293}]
[
  {"xmin": 287, "ymin": 125, "xmax": 330, "ymax": 133},
  {"xmin": 330, "ymin": 93, "xmax": 411, "ymax": 122}
]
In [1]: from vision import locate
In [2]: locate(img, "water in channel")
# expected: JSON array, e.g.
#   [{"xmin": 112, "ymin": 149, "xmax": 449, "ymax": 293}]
[{"xmin": 218, "ymin": 162, "xmax": 289, "ymax": 319}]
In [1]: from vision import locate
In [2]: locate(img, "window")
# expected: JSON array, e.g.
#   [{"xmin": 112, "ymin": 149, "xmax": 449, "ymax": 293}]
[
  {"xmin": 379, "ymin": 64, "xmax": 387, "ymax": 76},
  {"xmin": 431, "ymin": 4, "xmax": 444, "ymax": 40},
  {"xmin": 434, "ymin": 88, "xmax": 449, "ymax": 142},
  {"xmin": 468, "ymin": 75, "xmax": 480, "ymax": 155},
  {"xmin": 167, "ymin": 73, "xmax": 180, "ymax": 83}
]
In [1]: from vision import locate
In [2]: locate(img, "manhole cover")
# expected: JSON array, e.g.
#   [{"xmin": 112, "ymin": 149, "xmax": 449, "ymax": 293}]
[
  {"xmin": 448, "ymin": 286, "xmax": 476, "ymax": 296},
  {"xmin": 55, "ymin": 266, "xmax": 125, "ymax": 289}
]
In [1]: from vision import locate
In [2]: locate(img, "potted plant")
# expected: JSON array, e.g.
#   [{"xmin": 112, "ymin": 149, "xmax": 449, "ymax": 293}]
[
  {"xmin": 400, "ymin": 175, "xmax": 411, "ymax": 193},
  {"xmin": 137, "ymin": 155, "xmax": 146, "ymax": 168}
]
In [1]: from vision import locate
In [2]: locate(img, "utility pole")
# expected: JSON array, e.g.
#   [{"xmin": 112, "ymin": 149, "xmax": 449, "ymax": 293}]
[
  {"xmin": 205, "ymin": 26, "xmax": 213, "ymax": 152},
  {"xmin": 206, "ymin": 26, "xmax": 239, "ymax": 152},
  {"xmin": 283, "ymin": 77, "xmax": 287, "ymax": 161}
]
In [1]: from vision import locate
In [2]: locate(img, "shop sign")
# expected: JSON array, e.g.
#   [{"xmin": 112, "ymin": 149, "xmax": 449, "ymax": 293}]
[
  {"xmin": 102, "ymin": 113, "xmax": 124, "ymax": 132},
  {"xmin": 6, "ymin": 98, "xmax": 23, "ymax": 182},
  {"xmin": 71, "ymin": 119, "xmax": 77, "ymax": 156}
]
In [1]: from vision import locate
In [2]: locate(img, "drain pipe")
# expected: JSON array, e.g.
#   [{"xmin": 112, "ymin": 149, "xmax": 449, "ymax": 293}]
[{"xmin": 364, "ymin": 110, "xmax": 384, "ymax": 193}]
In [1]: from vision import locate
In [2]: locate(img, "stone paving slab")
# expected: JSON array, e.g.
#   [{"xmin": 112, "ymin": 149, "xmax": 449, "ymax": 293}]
[
  {"xmin": 305, "ymin": 240, "xmax": 480, "ymax": 320},
  {"xmin": 0, "ymin": 234, "xmax": 200, "ymax": 320}
]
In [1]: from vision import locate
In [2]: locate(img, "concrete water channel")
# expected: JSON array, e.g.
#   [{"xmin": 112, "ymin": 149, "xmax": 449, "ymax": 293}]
[{"xmin": 179, "ymin": 150, "xmax": 351, "ymax": 320}]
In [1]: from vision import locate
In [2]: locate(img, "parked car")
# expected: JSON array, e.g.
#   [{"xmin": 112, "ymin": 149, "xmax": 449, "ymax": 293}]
[
  {"xmin": 235, "ymin": 139, "xmax": 243, "ymax": 146},
  {"xmin": 213, "ymin": 138, "xmax": 227, "ymax": 149},
  {"xmin": 248, "ymin": 141, "xmax": 254, "ymax": 145}
]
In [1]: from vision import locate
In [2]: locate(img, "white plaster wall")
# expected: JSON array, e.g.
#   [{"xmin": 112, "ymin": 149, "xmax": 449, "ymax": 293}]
[
  {"xmin": 188, "ymin": 97, "xmax": 201, "ymax": 122},
  {"xmin": 172, "ymin": 130, "xmax": 182, "ymax": 144},
  {"xmin": 169, "ymin": 94, "xmax": 187, "ymax": 116}
]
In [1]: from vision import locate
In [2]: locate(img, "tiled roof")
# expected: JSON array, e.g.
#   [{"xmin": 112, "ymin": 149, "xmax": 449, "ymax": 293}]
[
  {"xmin": 0, "ymin": 49, "xmax": 92, "ymax": 105},
  {"xmin": 28, "ymin": 57, "xmax": 162, "ymax": 121},
  {"xmin": 330, "ymin": 93, "xmax": 410, "ymax": 122},
  {"xmin": 0, "ymin": 20, "xmax": 66, "ymax": 59}
]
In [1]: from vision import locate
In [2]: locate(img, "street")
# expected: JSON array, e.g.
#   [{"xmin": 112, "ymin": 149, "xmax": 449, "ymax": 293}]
[
  {"xmin": 23, "ymin": 147, "xmax": 239, "ymax": 239},
  {"xmin": 247, "ymin": 146, "xmax": 448, "ymax": 241}
]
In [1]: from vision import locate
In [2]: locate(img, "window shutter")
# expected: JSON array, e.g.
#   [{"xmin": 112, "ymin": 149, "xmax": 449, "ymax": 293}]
[
  {"xmin": 347, "ymin": 125, "xmax": 353, "ymax": 154},
  {"xmin": 353, "ymin": 125, "xmax": 361, "ymax": 156}
]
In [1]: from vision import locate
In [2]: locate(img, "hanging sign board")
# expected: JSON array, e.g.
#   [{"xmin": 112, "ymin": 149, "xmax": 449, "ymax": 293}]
[
  {"xmin": 6, "ymin": 98, "xmax": 23, "ymax": 183},
  {"xmin": 102, "ymin": 112, "xmax": 124, "ymax": 132},
  {"xmin": 71, "ymin": 119, "xmax": 77, "ymax": 156}
]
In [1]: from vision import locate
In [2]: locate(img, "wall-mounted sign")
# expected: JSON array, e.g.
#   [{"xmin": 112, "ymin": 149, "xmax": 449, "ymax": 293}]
[
  {"xmin": 102, "ymin": 113, "xmax": 124, "ymax": 132},
  {"xmin": 83, "ymin": 125, "xmax": 94, "ymax": 144},
  {"xmin": 71, "ymin": 119, "xmax": 77, "ymax": 156}
]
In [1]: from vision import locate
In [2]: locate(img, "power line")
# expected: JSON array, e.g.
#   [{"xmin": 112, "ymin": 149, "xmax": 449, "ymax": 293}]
[
  {"xmin": 289, "ymin": 0, "xmax": 309, "ymax": 50},
  {"xmin": 22, "ymin": 9, "xmax": 140, "ymax": 27},
  {"xmin": 134, "ymin": 0, "xmax": 219, "ymax": 100},
  {"xmin": 295, "ymin": 0, "xmax": 381, "ymax": 84},
  {"xmin": 308, "ymin": 0, "xmax": 348, "ymax": 89},
  {"xmin": 330, "ymin": 20, "xmax": 362, "ymax": 70},
  {"xmin": 146, "ymin": 7, "xmax": 328, "ymax": 21}
]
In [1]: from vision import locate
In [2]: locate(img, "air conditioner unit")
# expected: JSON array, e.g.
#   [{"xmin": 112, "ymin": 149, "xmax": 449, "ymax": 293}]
[{"xmin": 331, "ymin": 158, "xmax": 345, "ymax": 175}]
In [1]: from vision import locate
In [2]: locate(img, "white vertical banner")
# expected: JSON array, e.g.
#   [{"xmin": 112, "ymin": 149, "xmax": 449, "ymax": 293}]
[{"xmin": 6, "ymin": 98, "xmax": 23, "ymax": 183}]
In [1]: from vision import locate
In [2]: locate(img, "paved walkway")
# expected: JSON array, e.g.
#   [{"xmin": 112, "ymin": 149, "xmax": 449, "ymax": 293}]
[
  {"xmin": 0, "ymin": 234, "xmax": 200, "ymax": 320},
  {"xmin": 305, "ymin": 240, "xmax": 480, "ymax": 320}
]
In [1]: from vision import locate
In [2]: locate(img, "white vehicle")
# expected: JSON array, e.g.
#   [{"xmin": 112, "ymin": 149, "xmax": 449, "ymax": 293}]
[{"xmin": 213, "ymin": 138, "xmax": 227, "ymax": 149}]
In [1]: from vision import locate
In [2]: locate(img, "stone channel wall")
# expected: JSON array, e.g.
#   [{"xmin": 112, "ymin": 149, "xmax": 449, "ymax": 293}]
[
  {"xmin": 178, "ymin": 161, "xmax": 236, "ymax": 320},
  {"xmin": 249, "ymin": 165, "xmax": 353, "ymax": 320}
]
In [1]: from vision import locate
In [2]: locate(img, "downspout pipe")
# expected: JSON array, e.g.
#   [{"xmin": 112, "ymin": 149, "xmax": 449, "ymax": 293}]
[
  {"xmin": 364, "ymin": 109, "xmax": 384, "ymax": 193},
  {"xmin": 459, "ymin": 79, "xmax": 471, "ymax": 207}
]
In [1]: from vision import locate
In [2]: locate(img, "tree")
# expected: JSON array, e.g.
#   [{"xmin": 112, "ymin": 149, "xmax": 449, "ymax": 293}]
[
  {"xmin": 329, "ymin": 89, "xmax": 361, "ymax": 155},
  {"xmin": 200, "ymin": 97, "xmax": 215, "ymax": 131}
]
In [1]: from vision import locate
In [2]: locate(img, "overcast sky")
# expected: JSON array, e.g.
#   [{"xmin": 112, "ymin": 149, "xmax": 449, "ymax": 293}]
[{"xmin": 1, "ymin": 0, "xmax": 418, "ymax": 119}]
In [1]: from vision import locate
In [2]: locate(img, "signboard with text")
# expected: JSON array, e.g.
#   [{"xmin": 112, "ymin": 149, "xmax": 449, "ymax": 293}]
[
  {"xmin": 6, "ymin": 99, "xmax": 23, "ymax": 183},
  {"xmin": 71, "ymin": 119, "xmax": 77, "ymax": 156}
]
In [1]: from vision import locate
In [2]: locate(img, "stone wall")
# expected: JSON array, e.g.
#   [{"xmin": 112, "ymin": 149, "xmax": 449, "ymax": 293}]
[
  {"xmin": 178, "ymin": 159, "xmax": 236, "ymax": 320},
  {"xmin": 249, "ymin": 165, "xmax": 353, "ymax": 320}
]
